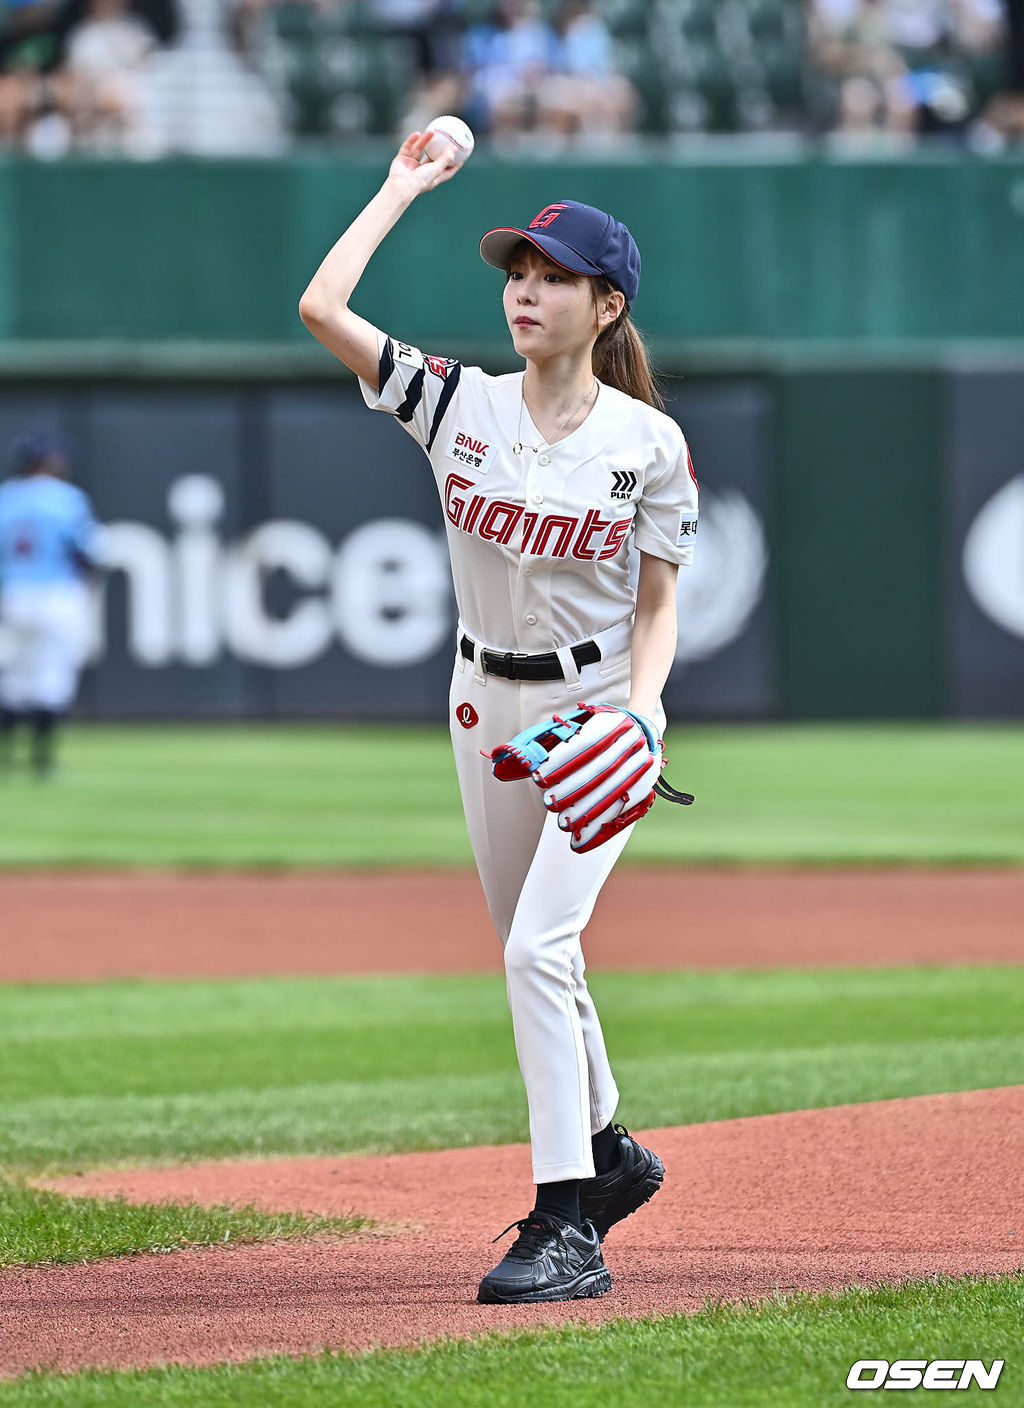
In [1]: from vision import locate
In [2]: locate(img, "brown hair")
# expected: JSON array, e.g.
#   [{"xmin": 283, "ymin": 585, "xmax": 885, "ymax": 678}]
[{"xmin": 592, "ymin": 277, "xmax": 664, "ymax": 410}]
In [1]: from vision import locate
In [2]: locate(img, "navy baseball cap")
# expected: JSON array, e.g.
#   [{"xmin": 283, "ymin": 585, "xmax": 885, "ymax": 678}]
[
  {"xmin": 8, "ymin": 428, "xmax": 68, "ymax": 474},
  {"xmin": 480, "ymin": 200, "xmax": 641, "ymax": 307}
]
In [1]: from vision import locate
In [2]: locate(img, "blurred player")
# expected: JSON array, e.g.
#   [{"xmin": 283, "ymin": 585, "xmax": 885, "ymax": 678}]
[{"xmin": 0, "ymin": 430, "xmax": 102, "ymax": 777}]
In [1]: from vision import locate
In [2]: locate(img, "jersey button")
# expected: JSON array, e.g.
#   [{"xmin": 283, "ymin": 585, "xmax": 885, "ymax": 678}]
[
  {"xmin": 531, "ymin": 492, "xmax": 543, "ymax": 505},
  {"xmin": 523, "ymin": 566, "xmax": 534, "ymax": 576},
  {"xmin": 525, "ymin": 614, "xmax": 537, "ymax": 625},
  {"xmin": 538, "ymin": 455, "xmax": 551, "ymax": 466}
]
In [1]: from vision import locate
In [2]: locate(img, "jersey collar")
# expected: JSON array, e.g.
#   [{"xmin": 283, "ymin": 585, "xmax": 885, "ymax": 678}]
[{"xmin": 499, "ymin": 375, "xmax": 628, "ymax": 469}]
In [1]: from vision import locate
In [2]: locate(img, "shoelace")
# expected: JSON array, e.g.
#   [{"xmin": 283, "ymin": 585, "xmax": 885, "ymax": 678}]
[{"xmin": 491, "ymin": 1212, "xmax": 573, "ymax": 1262}]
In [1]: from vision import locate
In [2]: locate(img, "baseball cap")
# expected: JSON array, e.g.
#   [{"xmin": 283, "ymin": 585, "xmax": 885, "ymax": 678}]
[
  {"xmin": 480, "ymin": 200, "xmax": 641, "ymax": 307},
  {"xmin": 7, "ymin": 428, "xmax": 68, "ymax": 474}
]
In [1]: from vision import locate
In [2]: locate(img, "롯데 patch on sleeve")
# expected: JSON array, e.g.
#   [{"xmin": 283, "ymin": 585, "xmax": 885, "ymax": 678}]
[{"xmin": 677, "ymin": 510, "xmax": 698, "ymax": 545}]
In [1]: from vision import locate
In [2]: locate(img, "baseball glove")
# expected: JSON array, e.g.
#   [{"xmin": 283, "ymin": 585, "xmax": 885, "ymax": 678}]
[{"xmin": 486, "ymin": 702, "xmax": 693, "ymax": 854}]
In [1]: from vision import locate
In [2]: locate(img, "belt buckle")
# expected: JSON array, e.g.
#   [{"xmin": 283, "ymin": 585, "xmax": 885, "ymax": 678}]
[{"xmin": 483, "ymin": 650, "xmax": 515, "ymax": 679}]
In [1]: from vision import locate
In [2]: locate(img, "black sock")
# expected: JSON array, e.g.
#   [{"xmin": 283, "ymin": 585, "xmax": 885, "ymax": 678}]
[
  {"xmin": 533, "ymin": 1179, "xmax": 582, "ymax": 1230},
  {"xmin": 0, "ymin": 708, "xmax": 21, "ymax": 766},
  {"xmin": 592, "ymin": 1122, "xmax": 622, "ymax": 1175},
  {"xmin": 31, "ymin": 709, "xmax": 57, "ymax": 776}
]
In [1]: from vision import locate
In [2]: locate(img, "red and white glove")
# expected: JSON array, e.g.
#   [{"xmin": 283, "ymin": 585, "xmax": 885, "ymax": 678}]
[{"xmin": 486, "ymin": 702, "xmax": 693, "ymax": 854}]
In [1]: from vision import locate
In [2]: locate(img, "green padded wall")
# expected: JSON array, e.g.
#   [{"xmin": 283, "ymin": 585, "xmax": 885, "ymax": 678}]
[
  {"xmin": 11, "ymin": 160, "xmax": 294, "ymax": 340},
  {"xmin": 3, "ymin": 154, "xmax": 1024, "ymax": 344},
  {"xmin": 0, "ymin": 162, "xmax": 13, "ymax": 339}
]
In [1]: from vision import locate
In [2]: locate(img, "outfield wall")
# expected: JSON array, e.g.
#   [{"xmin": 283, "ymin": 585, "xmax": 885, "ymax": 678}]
[
  {"xmin": 1, "ymin": 154, "xmax": 1023, "ymax": 344},
  {"xmin": 1, "ymin": 361, "xmax": 1021, "ymax": 722},
  {"xmin": 1, "ymin": 153, "xmax": 1021, "ymax": 719}
]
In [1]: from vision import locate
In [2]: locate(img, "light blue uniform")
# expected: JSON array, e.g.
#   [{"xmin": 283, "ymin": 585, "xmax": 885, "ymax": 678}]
[
  {"xmin": 0, "ymin": 476, "xmax": 101, "ymax": 712},
  {"xmin": 0, "ymin": 476, "xmax": 100, "ymax": 586}
]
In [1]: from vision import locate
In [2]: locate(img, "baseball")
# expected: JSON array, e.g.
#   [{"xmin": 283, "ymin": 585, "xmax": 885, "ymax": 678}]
[{"xmin": 423, "ymin": 115, "xmax": 474, "ymax": 167}]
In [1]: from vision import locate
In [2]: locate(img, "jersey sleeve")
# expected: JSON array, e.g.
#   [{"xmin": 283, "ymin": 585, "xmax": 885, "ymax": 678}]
[
  {"xmin": 633, "ymin": 427, "xmax": 699, "ymax": 567},
  {"xmin": 358, "ymin": 330, "xmax": 463, "ymax": 453},
  {"xmin": 66, "ymin": 488, "xmax": 103, "ymax": 567}
]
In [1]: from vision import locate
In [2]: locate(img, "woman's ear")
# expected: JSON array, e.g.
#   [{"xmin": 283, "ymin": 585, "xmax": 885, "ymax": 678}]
[{"xmin": 601, "ymin": 291, "xmax": 625, "ymax": 328}]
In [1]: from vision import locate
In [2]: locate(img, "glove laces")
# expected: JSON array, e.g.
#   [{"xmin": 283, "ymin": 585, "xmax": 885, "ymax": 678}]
[{"xmin": 654, "ymin": 777, "xmax": 694, "ymax": 805}]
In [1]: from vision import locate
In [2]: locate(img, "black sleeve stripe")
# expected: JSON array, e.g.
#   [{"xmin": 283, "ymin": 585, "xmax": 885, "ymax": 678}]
[
  {"xmin": 377, "ymin": 338, "xmax": 395, "ymax": 396},
  {"xmin": 394, "ymin": 368, "xmax": 426, "ymax": 424},
  {"xmin": 426, "ymin": 361, "xmax": 462, "ymax": 450}
]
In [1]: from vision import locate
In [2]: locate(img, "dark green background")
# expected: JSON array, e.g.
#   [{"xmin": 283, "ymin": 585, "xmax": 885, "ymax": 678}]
[{"xmin": 3, "ymin": 154, "xmax": 1024, "ymax": 343}]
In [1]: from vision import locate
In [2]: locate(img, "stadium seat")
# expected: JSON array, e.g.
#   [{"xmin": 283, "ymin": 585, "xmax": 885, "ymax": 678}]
[
  {"xmin": 690, "ymin": 43, "xmax": 740, "ymax": 131},
  {"xmin": 594, "ymin": 0, "xmax": 650, "ymax": 38},
  {"xmin": 359, "ymin": 37, "xmax": 417, "ymax": 133},
  {"xmin": 759, "ymin": 38, "xmax": 805, "ymax": 109},
  {"xmin": 613, "ymin": 36, "xmax": 668, "ymax": 132},
  {"xmin": 745, "ymin": 0, "xmax": 787, "ymax": 45}
]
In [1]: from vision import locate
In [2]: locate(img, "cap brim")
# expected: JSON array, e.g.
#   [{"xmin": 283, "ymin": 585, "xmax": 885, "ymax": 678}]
[{"xmin": 479, "ymin": 227, "xmax": 604, "ymax": 278}]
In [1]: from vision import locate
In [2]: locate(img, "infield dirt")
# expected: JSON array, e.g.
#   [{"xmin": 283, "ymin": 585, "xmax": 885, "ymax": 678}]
[
  {"xmin": 1, "ymin": 867, "xmax": 1022, "ymax": 981},
  {"xmin": 2, "ymin": 1087, "xmax": 1020, "ymax": 1377},
  {"xmin": 2, "ymin": 866, "xmax": 1021, "ymax": 1379}
]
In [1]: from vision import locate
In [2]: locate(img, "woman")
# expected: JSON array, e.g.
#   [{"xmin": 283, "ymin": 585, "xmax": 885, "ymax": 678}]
[{"xmin": 299, "ymin": 131, "xmax": 698, "ymax": 1305}]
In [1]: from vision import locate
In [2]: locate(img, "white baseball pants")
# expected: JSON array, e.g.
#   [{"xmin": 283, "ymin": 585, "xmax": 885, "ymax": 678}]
[
  {"xmin": 0, "ymin": 582, "xmax": 90, "ymax": 713},
  {"xmin": 449, "ymin": 617, "xmax": 665, "ymax": 1183}
]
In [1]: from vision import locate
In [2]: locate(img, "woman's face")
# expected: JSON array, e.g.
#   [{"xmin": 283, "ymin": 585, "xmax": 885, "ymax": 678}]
[{"xmin": 503, "ymin": 244, "xmax": 620, "ymax": 361}]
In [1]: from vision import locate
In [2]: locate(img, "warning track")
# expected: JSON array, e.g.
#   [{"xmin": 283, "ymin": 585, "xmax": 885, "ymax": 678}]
[{"xmin": 1, "ymin": 867, "xmax": 1022, "ymax": 982}]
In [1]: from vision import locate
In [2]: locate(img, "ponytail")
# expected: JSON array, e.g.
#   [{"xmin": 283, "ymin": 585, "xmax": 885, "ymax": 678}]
[{"xmin": 592, "ymin": 279, "xmax": 664, "ymax": 411}]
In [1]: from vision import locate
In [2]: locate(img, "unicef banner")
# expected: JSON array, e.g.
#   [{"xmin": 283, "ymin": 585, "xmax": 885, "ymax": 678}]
[
  {"xmin": 0, "ymin": 380, "xmax": 774, "ymax": 721},
  {"xmin": 661, "ymin": 382, "xmax": 775, "ymax": 719},
  {"xmin": 946, "ymin": 370, "xmax": 1024, "ymax": 718}
]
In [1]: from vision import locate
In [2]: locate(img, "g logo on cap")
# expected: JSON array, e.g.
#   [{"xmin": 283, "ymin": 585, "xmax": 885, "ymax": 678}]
[{"xmin": 528, "ymin": 204, "xmax": 568, "ymax": 230}]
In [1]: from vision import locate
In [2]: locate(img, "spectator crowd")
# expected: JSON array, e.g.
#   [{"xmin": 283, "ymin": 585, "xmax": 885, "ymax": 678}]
[{"xmin": 0, "ymin": 0, "xmax": 1020, "ymax": 157}]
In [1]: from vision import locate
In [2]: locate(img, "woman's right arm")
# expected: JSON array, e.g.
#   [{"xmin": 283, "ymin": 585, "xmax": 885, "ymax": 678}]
[{"xmin": 298, "ymin": 131, "xmax": 459, "ymax": 385}]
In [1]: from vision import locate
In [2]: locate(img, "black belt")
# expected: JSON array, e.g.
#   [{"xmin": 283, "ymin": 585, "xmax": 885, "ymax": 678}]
[{"xmin": 460, "ymin": 634, "xmax": 601, "ymax": 681}]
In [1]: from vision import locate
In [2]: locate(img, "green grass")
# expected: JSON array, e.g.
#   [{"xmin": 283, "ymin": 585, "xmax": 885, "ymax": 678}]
[
  {"xmin": 0, "ymin": 1182, "xmax": 366, "ymax": 1266},
  {"xmin": 4, "ymin": 1274, "xmax": 1022, "ymax": 1406},
  {"xmin": 0, "ymin": 723, "xmax": 1022, "ymax": 866},
  {"xmin": 2, "ymin": 966, "xmax": 1021, "ymax": 1171},
  {"xmin": 2, "ymin": 965, "xmax": 1021, "ymax": 1404}
]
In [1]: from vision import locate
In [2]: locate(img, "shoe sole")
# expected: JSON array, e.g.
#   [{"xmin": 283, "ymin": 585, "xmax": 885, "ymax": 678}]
[
  {"xmin": 477, "ymin": 1267, "xmax": 613, "ymax": 1305},
  {"xmin": 584, "ymin": 1151, "xmax": 665, "ymax": 1241}
]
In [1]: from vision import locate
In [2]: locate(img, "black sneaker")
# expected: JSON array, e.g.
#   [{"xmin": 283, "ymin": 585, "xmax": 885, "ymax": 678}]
[
  {"xmin": 477, "ymin": 1211, "xmax": 612, "ymax": 1304},
  {"xmin": 579, "ymin": 1124, "xmax": 664, "ymax": 1240}
]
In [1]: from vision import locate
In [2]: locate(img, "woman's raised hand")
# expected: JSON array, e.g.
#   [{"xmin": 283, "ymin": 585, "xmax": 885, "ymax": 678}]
[{"xmin": 386, "ymin": 131, "xmax": 461, "ymax": 198}]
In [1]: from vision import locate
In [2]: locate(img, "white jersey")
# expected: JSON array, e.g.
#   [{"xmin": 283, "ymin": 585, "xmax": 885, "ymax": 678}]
[{"xmin": 359, "ymin": 331, "xmax": 698, "ymax": 654}]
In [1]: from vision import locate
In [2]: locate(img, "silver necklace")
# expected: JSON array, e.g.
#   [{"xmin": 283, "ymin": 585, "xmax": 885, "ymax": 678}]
[{"xmin": 512, "ymin": 377, "xmax": 597, "ymax": 456}]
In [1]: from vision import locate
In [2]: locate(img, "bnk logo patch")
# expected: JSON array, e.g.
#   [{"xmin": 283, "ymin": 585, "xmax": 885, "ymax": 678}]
[{"xmin": 447, "ymin": 427, "xmax": 492, "ymax": 471}]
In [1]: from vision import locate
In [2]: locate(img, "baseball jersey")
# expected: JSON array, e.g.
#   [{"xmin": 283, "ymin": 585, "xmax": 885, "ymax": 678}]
[
  {"xmin": 359, "ymin": 332, "xmax": 698, "ymax": 654},
  {"xmin": 0, "ymin": 476, "xmax": 101, "ymax": 587}
]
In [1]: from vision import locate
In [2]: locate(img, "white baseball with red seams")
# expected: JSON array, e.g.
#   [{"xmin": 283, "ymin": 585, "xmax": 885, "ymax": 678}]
[
  {"xmin": 359, "ymin": 332, "xmax": 697, "ymax": 1182},
  {"xmin": 423, "ymin": 116, "xmax": 474, "ymax": 166}
]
